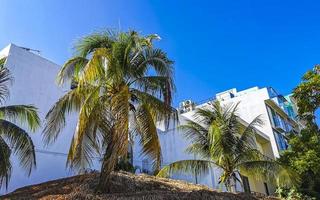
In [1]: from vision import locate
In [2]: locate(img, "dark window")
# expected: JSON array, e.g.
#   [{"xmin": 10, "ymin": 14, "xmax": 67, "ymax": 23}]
[
  {"xmin": 241, "ymin": 175, "xmax": 251, "ymax": 193},
  {"xmin": 264, "ymin": 182, "xmax": 269, "ymax": 196},
  {"xmin": 274, "ymin": 130, "xmax": 288, "ymax": 151}
]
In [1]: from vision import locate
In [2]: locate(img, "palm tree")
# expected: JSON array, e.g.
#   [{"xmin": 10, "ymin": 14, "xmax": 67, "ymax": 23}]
[
  {"xmin": 42, "ymin": 30, "xmax": 177, "ymax": 191},
  {"xmin": 157, "ymin": 101, "xmax": 296, "ymax": 192},
  {"xmin": 0, "ymin": 58, "xmax": 40, "ymax": 189}
]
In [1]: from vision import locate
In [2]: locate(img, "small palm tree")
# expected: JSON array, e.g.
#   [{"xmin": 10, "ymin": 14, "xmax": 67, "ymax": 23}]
[
  {"xmin": 0, "ymin": 58, "xmax": 40, "ymax": 189},
  {"xmin": 157, "ymin": 101, "xmax": 296, "ymax": 192},
  {"xmin": 42, "ymin": 30, "xmax": 177, "ymax": 191}
]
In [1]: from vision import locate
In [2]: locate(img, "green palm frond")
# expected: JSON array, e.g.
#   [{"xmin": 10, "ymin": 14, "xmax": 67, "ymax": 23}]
[
  {"xmin": 0, "ymin": 58, "xmax": 12, "ymax": 103},
  {"xmin": 132, "ymin": 76, "xmax": 174, "ymax": 105},
  {"xmin": 179, "ymin": 121, "xmax": 210, "ymax": 158},
  {"xmin": 131, "ymin": 89, "xmax": 178, "ymax": 126},
  {"xmin": 66, "ymin": 88, "xmax": 102, "ymax": 170},
  {"xmin": 135, "ymin": 103, "xmax": 162, "ymax": 171},
  {"xmin": 42, "ymin": 88, "xmax": 83, "ymax": 145},
  {"xmin": 75, "ymin": 30, "xmax": 116, "ymax": 57},
  {"xmin": 157, "ymin": 159, "xmax": 214, "ymax": 178},
  {"xmin": 57, "ymin": 56, "xmax": 88, "ymax": 85},
  {"xmin": 0, "ymin": 105, "xmax": 40, "ymax": 132},
  {"xmin": 0, "ymin": 119, "xmax": 36, "ymax": 176},
  {"xmin": 133, "ymin": 48, "xmax": 173, "ymax": 79},
  {"xmin": 110, "ymin": 85, "xmax": 130, "ymax": 157},
  {"xmin": 238, "ymin": 160, "xmax": 299, "ymax": 187},
  {"xmin": 79, "ymin": 49, "xmax": 109, "ymax": 85},
  {"xmin": 234, "ymin": 116, "xmax": 264, "ymax": 157},
  {"xmin": 0, "ymin": 136, "xmax": 12, "ymax": 189}
]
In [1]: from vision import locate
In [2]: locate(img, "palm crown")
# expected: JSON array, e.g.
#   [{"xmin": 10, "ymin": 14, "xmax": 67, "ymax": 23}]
[
  {"xmin": 0, "ymin": 58, "xmax": 40, "ymax": 189},
  {"xmin": 42, "ymin": 30, "xmax": 177, "ymax": 190},
  {"xmin": 157, "ymin": 101, "xmax": 296, "ymax": 192}
]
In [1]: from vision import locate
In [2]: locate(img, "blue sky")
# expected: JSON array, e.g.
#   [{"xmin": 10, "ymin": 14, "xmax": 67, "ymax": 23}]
[{"xmin": 0, "ymin": 0, "xmax": 319, "ymax": 106}]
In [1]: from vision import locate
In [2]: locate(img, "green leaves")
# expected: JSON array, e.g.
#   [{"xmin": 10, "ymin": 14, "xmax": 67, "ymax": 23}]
[
  {"xmin": 0, "ymin": 58, "xmax": 12, "ymax": 103},
  {"xmin": 0, "ymin": 136, "xmax": 11, "ymax": 189},
  {"xmin": 157, "ymin": 159, "xmax": 214, "ymax": 178},
  {"xmin": 135, "ymin": 103, "xmax": 162, "ymax": 171},
  {"xmin": 43, "ymin": 88, "xmax": 82, "ymax": 145},
  {"xmin": 0, "ymin": 105, "xmax": 40, "ymax": 132},
  {"xmin": 293, "ymin": 65, "xmax": 320, "ymax": 123},
  {"xmin": 0, "ymin": 119, "xmax": 36, "ymax": 176}
]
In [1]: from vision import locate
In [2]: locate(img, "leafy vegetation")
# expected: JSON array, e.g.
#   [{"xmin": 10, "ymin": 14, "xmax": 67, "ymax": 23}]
[
  {"xmin": 42, "ymin": 30, "xmax": 177, "ymax": 191},
  {"xmin": 276, "ymin": 187, "xmax": 316, "ymax": 200},
  {"xmin": 0, "ymin": 58, "xmax": 40, "ymax": 189},
  {"xmin": 157, "ymin": 101, "xmax": 295, "ymax": 192},
  {"xmin": 278, "ymin": 65, "xmax": 320, "ymax": 198},
  {"xmin": 293, "ymin": 65, "xmax": 320, "ymax": 123}
]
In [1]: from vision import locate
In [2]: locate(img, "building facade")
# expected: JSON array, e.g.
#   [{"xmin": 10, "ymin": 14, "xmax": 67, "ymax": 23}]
[{"xmin": 133, "ymin": 86, "xmax": 301, "ymax": 195}]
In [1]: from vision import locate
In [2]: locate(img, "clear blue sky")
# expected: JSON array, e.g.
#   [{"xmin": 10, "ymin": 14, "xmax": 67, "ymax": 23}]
[{"xmin": 0, "ymin": 0, "xmax": 318, "ymax": 106}]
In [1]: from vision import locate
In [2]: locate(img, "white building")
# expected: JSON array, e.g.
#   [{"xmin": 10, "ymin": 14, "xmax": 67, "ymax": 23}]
[
  {"xmin": 133, "ymin": 86, "xmax": 301, "ymax": 195},
  {"xmin": 0, "ymin": 44, "xmax": 300, "ymax": 195}
]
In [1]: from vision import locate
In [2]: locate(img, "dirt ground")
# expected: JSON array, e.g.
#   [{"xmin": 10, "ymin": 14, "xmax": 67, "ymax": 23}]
[{"xmin": 1, "ymin": 171, "xmax": 279, "ymax": 200}]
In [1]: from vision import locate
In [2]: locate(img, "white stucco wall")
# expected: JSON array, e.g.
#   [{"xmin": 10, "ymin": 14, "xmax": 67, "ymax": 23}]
[{"xmin": 0, "ymin": 44, "xmax": 100, "ymax": 194}]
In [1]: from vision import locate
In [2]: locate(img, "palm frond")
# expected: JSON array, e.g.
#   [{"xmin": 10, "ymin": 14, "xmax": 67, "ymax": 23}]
[
  {"xmin": 0, "ymin": 136, "xmax": 11, "ymax": 189},
  {"xmin": 238, "ymin": 160, "xmax": 299, "ymax": 187},
  {"xmin": 131, "ymin": 89, "xmax": 178, "ymax": 128},
  {"xmin": 0, "ymin": 105, "xmax": 40, "ymax": 132},
  {"xmin": 110, "ymin": 85, "xmax": 130, "ymax": 157},
  {"xmin": 79, "ymin": 48, "xmax": 109, "ymax": 85},
  {"xmin": 42, "ymin": 88, "xmax": 83, "ymax": 145},
  {"xmin": 75, "ymin": 30, "xmax": 116, "ymax": 57},
  {"xmin": 66, "ymin": 87, "xmax": 101, "ymax": 170},
  {"xmin": 132, "ymin": 76, "xmax": 174, "ymax": 106},
  {"xmin": 133, "ymin": 48, "xmax": 174, "ymax": 80},
  {"xmin": 0, "ymin": 119, "xmax": 36, "ymax": 176},
  {"xmin": 57, "ymin": 56, "xmax": 88, "ymax": 85},
  {"xmin": 179, "ymin": 120, "xmax": 210, "ymax": 158},
  {"xmin": 157, "ymin": 159, "xmax": 214, "ymax": 178},
  {"xmin": 135, "ymin": 103, "xmax": 162, "ymax": 171},
  {"xmin": 0, "ymin": 58, "xmax": 12, "ymax": 103},
  {"xmin": 235, "ymin": 116, "xmax": 264, "ymax": 155}
]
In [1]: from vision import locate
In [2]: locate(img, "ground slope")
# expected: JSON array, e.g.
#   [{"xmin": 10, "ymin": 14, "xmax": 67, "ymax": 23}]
[{"xmin": 1, "ymin": 171, "xmax": 277, "ymax": 200}]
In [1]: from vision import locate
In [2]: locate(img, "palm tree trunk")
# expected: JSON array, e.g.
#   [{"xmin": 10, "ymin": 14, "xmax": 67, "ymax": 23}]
[
  {"xmin": 97, "ymin": 125, "xmax": 128, "ymax": 192},
  {"xmin": 230, "ymin": 176, "xmax": 237, "ymax": 193},
  {"xmin": 97, "ymin": 142, "xmax": 119, "ymax": 192}
]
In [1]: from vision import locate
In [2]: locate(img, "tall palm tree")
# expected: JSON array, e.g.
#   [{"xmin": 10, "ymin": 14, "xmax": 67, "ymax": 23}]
[
  {"xmin": 42, "ymin": 30, "xmax": 177, "ymax": 191},
  {"xmin": 0, "ymin": 58, "xmax": 40, "ymax": 189},
  {"xmin": 157, "ymin": 101, "xmax": 296, "ymax": 192}
]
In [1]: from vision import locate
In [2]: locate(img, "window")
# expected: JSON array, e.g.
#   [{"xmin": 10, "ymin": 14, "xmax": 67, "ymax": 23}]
[
  {"xmin": 274, "ymin": 131, "xmax": 288, "ymax": 151},
  {"xmin": 241, "ymin": 175, "xmax": 251, "ymax": 193}
]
